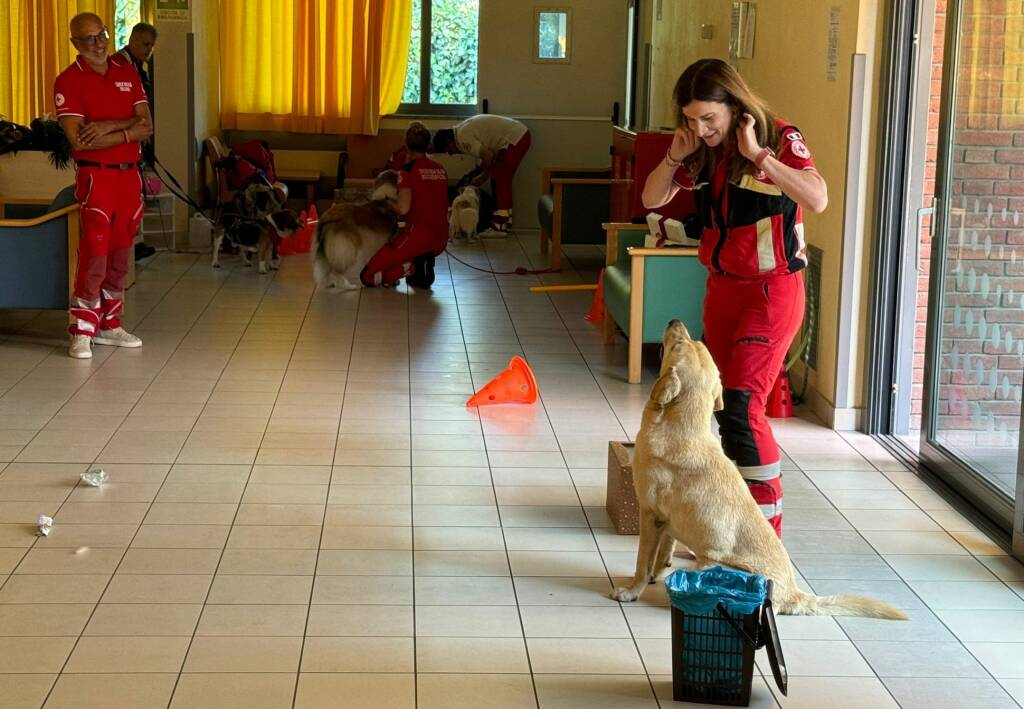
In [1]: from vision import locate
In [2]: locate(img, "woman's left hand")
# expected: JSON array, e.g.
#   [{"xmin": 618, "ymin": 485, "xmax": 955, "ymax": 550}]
[{"xmin": 736, "ymin": 113, "xmax": 761, "ymax": 161}]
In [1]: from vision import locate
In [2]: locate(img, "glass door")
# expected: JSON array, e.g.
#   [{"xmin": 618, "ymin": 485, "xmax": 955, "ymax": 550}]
[{"xmin": 922, "ymin": 0, "xmax": 1024, "ymax": 544}]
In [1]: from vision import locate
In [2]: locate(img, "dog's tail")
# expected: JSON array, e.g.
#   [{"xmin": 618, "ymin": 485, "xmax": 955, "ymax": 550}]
[{"xmin": 779, "ymin": 589, "xmax": 908, "ymax": 620}]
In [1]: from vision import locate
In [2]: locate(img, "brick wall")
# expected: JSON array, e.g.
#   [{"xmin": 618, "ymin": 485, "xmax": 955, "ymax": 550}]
[{"xmin": 926, "ymin": 0, "xmax": 1024, "ymax": 449}]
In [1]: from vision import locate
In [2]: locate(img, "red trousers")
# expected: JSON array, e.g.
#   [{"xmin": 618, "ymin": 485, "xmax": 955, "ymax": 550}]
[
  {"xmin": 702, "ymin": 271, "xmax": 805, "ymax": 536},
  {"xmin": 361, "ymin": 224, "xmax": 445, "ymax": 287},
  {"xmin": 490, "ymin": 131, "xmax": 531, "ymax": 211},
  {"xmin": 70, "ymin": 166, "xmax": 143, "ymax": 336}
]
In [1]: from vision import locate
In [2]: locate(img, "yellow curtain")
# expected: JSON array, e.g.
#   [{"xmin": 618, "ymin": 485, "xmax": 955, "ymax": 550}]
[
  {"xmin": 0, "ymin": 0, "xmax": 116, "ymax": 126},
  {"xmin": 220, "ymin": 0, "xmax": 412, "ymax": 135}
]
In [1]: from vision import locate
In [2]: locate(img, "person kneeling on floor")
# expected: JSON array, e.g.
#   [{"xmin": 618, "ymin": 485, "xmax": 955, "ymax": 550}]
[{"xmin": 361, "ymin": 122, "xmax": 449, "ymax": 289}]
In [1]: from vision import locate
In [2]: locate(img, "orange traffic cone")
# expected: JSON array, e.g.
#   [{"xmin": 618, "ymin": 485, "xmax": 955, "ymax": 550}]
[
  {"xmin": 584, "ymin": 270, "xmax": 605, "ymax": 323},
  {"xmin": 766, "ymin": 369, "xmax": 793, "ymax": 418},
  {"xmin": 466, "ymin": 356, "xmax": 539, "ymax": 407}
]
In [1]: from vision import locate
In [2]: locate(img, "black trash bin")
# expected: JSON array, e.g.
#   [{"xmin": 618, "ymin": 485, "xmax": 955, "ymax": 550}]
[{"xmin": 665, "ymin": 566, "xmax": 788, "ymax": 706}]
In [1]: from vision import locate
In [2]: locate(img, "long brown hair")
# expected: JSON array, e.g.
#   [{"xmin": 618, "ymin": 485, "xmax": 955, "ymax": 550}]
[{"xmin": 672, "ymin": 58, "xmax": 781, "ymax": 182}]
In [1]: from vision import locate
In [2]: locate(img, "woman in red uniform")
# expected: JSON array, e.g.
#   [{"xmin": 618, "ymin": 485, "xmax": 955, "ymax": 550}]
[
  {"xmin": 642, "ymin": 58, "xmax": 828, "ymax": 536},
  {"xmin": 361, "ymin": 123, "xmax": 449, "ymax": 288}
]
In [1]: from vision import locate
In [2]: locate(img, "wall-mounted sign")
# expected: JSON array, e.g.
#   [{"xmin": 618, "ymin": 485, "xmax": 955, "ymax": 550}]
[
  {"xmin": 156, "ymin": 0, "xmax": 190, "ymax": 22},
  {"xmin": 827, "ymin": 6, "xmax": 841, "ymax": 81}
]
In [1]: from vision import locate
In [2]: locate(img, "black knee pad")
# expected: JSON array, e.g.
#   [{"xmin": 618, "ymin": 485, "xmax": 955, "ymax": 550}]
[{"xmin": 714, "ymin": 388, "xmax": 759, "ymax": 466}]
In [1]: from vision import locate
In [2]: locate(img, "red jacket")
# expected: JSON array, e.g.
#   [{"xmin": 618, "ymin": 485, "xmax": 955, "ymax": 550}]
[{"xmin": 677, "ymin": 120, "xmax": 815, "ymax": 279}]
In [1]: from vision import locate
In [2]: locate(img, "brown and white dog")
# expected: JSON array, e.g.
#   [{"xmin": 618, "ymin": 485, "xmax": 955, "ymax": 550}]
[
  {"xmin": 211, "ymin": 185, "xmax": 301, "ymax": 274},
  {"xmin": 313, "ymin": 171, "xmax": 399, "ymax": 291},
  {"xmin": 449, "ymin": 185, "xmax": 480, "ymax": 242},
  {"xmin": 611, "ymin": 320, "xmax": 908, "ymax": 620}
]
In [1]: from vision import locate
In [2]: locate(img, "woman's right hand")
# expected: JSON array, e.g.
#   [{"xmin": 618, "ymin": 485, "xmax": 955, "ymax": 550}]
[{"xmin": 669, "ymin": 126, "xmax": 699, "ymax": 163}]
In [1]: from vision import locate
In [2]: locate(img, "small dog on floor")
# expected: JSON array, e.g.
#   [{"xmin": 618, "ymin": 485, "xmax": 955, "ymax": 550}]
[
  {"xmin": 611, "ymin": 320, "xmax": 908, "ymax": 620},
  {"xmin": 313, "ymin": 171, "xmax": 399, "ymax": 291},
  {"xmin": 211, "ymin": 184, "xmax": 301, "ymax": 274},
  {"xmin": 449, "ymin": 185, "xmax": 480, "ymax": 242}
]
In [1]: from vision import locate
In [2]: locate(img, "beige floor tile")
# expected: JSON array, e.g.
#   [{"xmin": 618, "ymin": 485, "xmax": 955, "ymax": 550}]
[
  {"xmin": 415, "ymin": 576, "xmax": 518, "ymax": 605},
  {"xmin": 64, "ymin": 636, "xmax": 191, "ymax": 673},
  {"xmin": 118, "ymin": 548, "xmax": 222, "ymax": 574},
  {"xmin": 0, "ymin": 549, "xmax": 23, "ymax": 576},
  {"xmin": 249, "ymin": 465, "xmax": 332, "ymax": 484},
  {"xmin": 312, "ymin": 575, "xmax": 414, "ymax": 605},
  {"xmin": 527, "ymin": 638, "xmax": 646, "ymax": 674},
  {"xmin": 226, "ymin": 524, "xmax": 321, "ymax": 549},
  {"xmin": 144, "ymin": 502, "xmax": 239, "ymax": 525},
  {"xmin": 0, "ymin": 603, "xmax": 93, "ymax": 636},
  {"xmin": 416, "ymin": 637, "xmax": 530, "ymax": 673},
  {"xmin": 102, "ymin": 574, "xmax": 213, "ymax": 603},
  {"xmin": 217, "ymin": 549, "xmax": 318, "ymax": 575},
  {"xmin": 320, "ymin": 525, "xmax": 412, "ymax": 550},
  {"xmin": 414, "ymin": 550, "xmax": 510, "ymax": 576},
  {"xmin": 15, "ymin": 548, "xmax": 123, "ymax": 575},
  {"xmin": 509, "ymin": 551, "xmax": 608, "ymax": 577},
  {"xmin": 196, "ymin": 604, "xmax": 308, "ymax": 636},
  {"xmin": 156, "ymin": 482, "xmax": 245, "ymax": 504},
  {"xmin": 300, "ymin": 636, "xmax": 414, "ymax": 672},
  {"xmin": 315, "ymin": 549, "xmax": 412, "ymax": 575},
  {"xmin": 535, "ymin": 674, "xmax": 660, "ymax": 708},
  {"xmin": 415, "ymin": 605, "xmax": 523, "ymax": 637},
  {"xmin": 170, "ymin": 673, "xmax": 297, "ymax": 709},
  {"xmin": 0, "ymin": 673, "xmax": 56, "ymax": 709},
  {"xmin": 520, "ymin": 606, "xmax": 630, "ymax": 638},
  {"xmin": 327, "ymin": 484, "xmax": 411, "ymax": 505},
  {"xmin": 0, "ymin": 573, "xmax": 109, "ymax": 604},
  {"xmin": 183, "ymin": 635, "xmax": 302, "ymax": 672},
  {"xmin": 417, "ymin": 673, "xmax": 536, "ymax": 709},
  {"xmin": 242, "ymin": 483, "xmax": 328, "ymax": 505},
  {"xmin": 412, "ymin": 504, "xmax": 501, "ymax": 527},
  {"xmin": 0, "ymin": 501, "xmax": 63, "ymax": 524},
  {"xmin": 206, "ymin": 574, "xmax": 313, "ymax": 604},
  {"xmin": 84, "ymin": 603, "xmax": 202, "ymax": 636},
  {"xmin": 774, "ymin": 676, "xmax": 897, "ymax": 708},
  {"xmin": 42, "ymin": 673, "xmax": 178, "ymax": 709},
  {"xmin": 294, "ymin": 673, "xmax": 415, "ymax": 709},
  {"xmin": 131, "ymin": 524, "xmax": 230, "ymax": 549},
  {"xmin": 413, "ymin": 525, "xmax": 506, "ymax": 551},
  {"xmin": 164, "ymin": 464, "xmax": 251, "ymax": 484},
  {"xmin": 0, "ymin": 636, "xmax": 75, "ymax": 673},
  {"xmin": 235, "ymin": 503, "xmax": 325, "ymax": 525},
  {"xmin": 306, "ymin": 604, "xmax": 413, "ymax": 636},
  {"xmin": 324, "ymin": 504, "xmax": 410, "ymax": 526}
]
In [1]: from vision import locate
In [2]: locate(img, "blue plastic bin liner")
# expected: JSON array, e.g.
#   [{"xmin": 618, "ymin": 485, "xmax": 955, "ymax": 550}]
[{"xmin": 665, "ymin": 566, "xmax": 767, "ymax": 616}]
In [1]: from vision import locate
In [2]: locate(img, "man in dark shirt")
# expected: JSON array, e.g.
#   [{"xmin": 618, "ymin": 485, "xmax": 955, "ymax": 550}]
[{"xmin": 118, "ymin": 22, "xmax": 158, "ymax": 260}]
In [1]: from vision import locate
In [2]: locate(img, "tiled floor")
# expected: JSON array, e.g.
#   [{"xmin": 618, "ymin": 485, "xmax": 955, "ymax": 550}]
[{"xmin": 1, "ymin": 235, "xmax": 1023, "ymax": 708}]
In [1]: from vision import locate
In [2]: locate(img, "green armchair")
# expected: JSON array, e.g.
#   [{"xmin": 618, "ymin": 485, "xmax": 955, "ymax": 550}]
[
  {"xmin": 0, "ymin": 185, "xmax": 79, "ymax": 310},
  {"xmin": 601, "ymin": 222, "xmax": 706, "ymax": 383},
  {"xmin": 536, "ymin": 167, "xmax": 632, "ymax": 271}
]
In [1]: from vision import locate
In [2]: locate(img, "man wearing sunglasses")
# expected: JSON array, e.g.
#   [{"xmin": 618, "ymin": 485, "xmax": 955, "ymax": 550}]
[{"xmin": 54, "ymin": 12, "xmax": 153, "ymax": 359}]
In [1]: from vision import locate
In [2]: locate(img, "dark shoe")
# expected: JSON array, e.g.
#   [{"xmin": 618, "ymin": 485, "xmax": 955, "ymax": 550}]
[
  {"xmin": 406, "ymin": 254, "xmax": 435, "ymax": 288},
  {"xmin": 134, "ymin": 243, "xmax": 156, "ymax": 260}
]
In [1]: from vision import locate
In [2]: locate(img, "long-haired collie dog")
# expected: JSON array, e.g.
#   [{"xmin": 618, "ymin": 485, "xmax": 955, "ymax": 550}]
[
  {"xmin": 313, "ymin": 171, "xmax": 399, "ymax": 291},
  {"xmin": 449, "ymin": 185, "xmax": 480, "ymax": 242}
]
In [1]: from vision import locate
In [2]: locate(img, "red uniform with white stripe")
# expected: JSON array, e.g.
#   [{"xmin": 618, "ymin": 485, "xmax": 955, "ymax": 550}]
[
  {"xmin": 54, "ymin": 55, "xmax": 147, "ymax": 337},
  {"xmin": 674, "ymin": 119, "xmax": 815, "ymax": 536},
  {"xmin": 361, "ymin": 156, "xmax": 449, "ymax": 287}
]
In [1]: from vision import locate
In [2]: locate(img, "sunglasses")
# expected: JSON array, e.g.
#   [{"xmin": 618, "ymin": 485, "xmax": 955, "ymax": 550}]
[{"xmin": 73, "ymin": 27, "xmax": 109, "ymax": 45}]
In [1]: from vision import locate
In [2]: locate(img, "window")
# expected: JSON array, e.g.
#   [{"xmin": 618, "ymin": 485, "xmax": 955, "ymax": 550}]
[
  {"xmin": 114, "ymin": 0, "xmax": 142, "ymax": 49},
  {"xmin": 535, "ymin": 9, "xmax": 571, "ymax": 63},
  {"xmin": 401, "ymin": 0, "xmax": 479, "ymax": 113}
]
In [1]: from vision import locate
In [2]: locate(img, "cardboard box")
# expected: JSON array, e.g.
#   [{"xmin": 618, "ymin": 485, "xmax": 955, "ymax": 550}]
[{"xmin": 607, "ymin": 441, "xmax": 638, "ymax": 534}]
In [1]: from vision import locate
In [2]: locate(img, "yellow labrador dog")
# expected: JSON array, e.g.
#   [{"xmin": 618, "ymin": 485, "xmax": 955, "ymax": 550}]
[{"xmin": 612, "ymin": 320, "xmax": 907, "ymax": 620}]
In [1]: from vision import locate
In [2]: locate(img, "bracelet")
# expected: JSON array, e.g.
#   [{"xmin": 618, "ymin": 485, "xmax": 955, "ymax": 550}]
[
  {"xmin": 664, "ymin": 148, "xmax": 684, "ymax": 168},
  {"xmin": 123, "ymin": 129, "xmax": 130, "ymax": 144},
  {"xmin": 753, "ymin": 146, "xmax": 775, "ymax": 169}
]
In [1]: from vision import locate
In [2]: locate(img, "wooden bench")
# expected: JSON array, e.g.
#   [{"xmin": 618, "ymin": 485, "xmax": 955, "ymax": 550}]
[{"xmin": 601, "ymin": 222, "xmax": 706, "ymax": 383}]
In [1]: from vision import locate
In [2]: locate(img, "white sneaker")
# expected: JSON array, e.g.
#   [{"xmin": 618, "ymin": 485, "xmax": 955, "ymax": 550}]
[
  {"xmin": 93, "ymin": 327, "xmax": 143, "ymax": 348},
  {"xmin": 68, "ymin": 335, "xmax": 92, "ymax": 359}
]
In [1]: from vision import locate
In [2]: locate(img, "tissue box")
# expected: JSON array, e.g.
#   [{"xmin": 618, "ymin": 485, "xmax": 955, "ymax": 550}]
[{"xmin": 607, "ymin": 441, "xmax": 638, "ymax": 534}]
